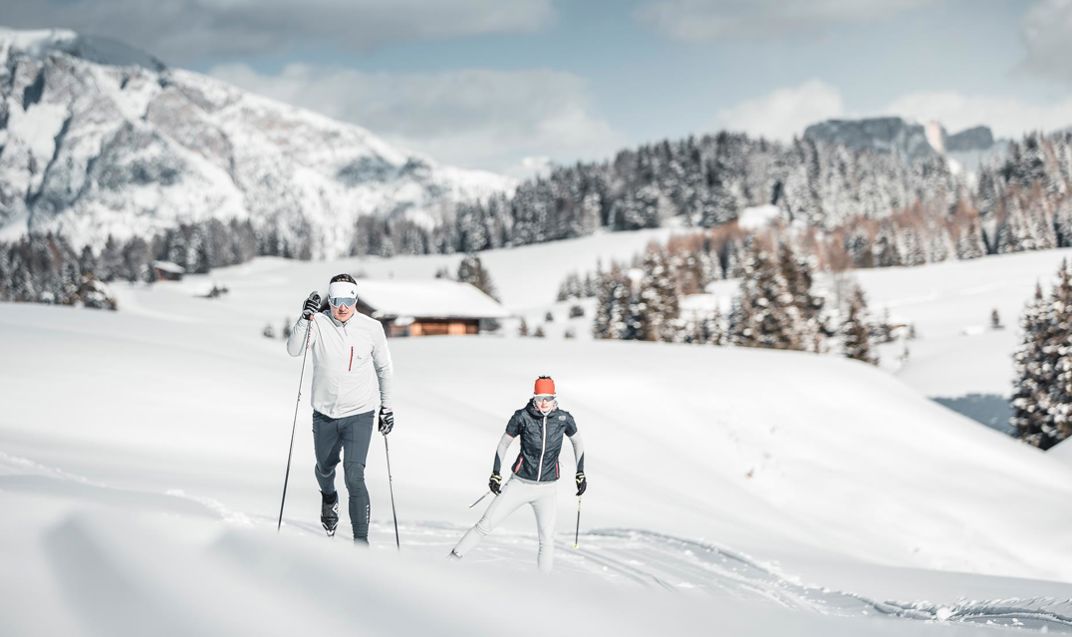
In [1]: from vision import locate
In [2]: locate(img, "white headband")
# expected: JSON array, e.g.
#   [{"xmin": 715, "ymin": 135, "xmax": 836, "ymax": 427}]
[{"xmin": 328, "ymin": 281, "xmax": 358, "ymax": 299}]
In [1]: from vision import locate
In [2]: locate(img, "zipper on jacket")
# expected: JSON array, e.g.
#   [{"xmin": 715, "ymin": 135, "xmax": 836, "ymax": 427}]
[
  {"xmin": 348, "ymin": 346, "xmax": 353, "ymax": 371},
  {"xmin": 536, "ymin": 413, "xmax": 548, "ymax": 481}
]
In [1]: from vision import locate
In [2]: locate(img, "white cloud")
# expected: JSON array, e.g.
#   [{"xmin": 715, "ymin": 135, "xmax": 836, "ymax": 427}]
[
  {"xmin": 635, "ymin": 0, "xmax": 936, "ymax": 41},
  {"xmin": 712, "ymin": 80, "xmax": 845, "ymax": 140},
  {"xmin": 1021, "ymin": 0, "xmax": 1072, "ymax": 84},
  {"xmin": 210, "ymin": 64, "xmax": 625, "ymax": 177},
  {"xmin": 885, "ymin": 91, "xmax": 1072, "ymax": 137},
  {"xmin": 2, "ymin": 0, "xmax": 554, "ymax": 63}
]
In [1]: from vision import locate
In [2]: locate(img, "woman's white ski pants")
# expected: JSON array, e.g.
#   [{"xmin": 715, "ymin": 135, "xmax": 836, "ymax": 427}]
[{"xmin": 453, "ymin": 477, "xmax": 558, "ymax": 573}]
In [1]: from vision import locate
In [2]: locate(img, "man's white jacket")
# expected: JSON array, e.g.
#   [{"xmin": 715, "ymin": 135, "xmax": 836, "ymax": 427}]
[{"xmin": 287, "ymin": 311, "xmax": 393, "ymax": 418}]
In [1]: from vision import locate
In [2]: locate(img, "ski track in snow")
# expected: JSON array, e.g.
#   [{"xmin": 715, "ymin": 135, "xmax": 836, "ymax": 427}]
[
  {"xmin": 7, "ymin": 448, "xmax": 1071, "ymax": 634},
  {"xmin": 243, "ymin": 516, "xmax": 1072, "ymax": 633},
  {"xmin": 570, "ymin": 530, "xmax": 1072, "ymax": 632}
]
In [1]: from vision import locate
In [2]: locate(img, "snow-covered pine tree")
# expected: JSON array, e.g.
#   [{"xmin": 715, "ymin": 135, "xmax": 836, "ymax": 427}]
[
  {"xmin": 777, "ymin": 243, "xmax": 826, "ymax": 351},
  {"xmin": 1045, "ymin": 262, "xmax": 1072, "ymax": 447},
  {"xmin": 729, "ymin": 244, "xmax": 805, "ymax": 350},
  {"xmin": 456, "ymin": 254, "xmax": 499, "ymax": 301},
  {"xmin": 622, "ymin": 266, "xmax": 646, "ymax": 341},
  {"xmin": 202, "ymin": 219, "xmax": 235, "ymax": 269},
  {"xmin": 1025, "ymin": 185, "xmax": 1058, "ymax": 251},
  {"xmin": 954, "ymin": 215, "xmax": 987, "ymax": 260},
  {"xmin": 1055, "ymin": 197, "xmax": 1072, "ymax": 248},
  {"xmin": 60, "ymin": 258, "xmax": 81, "ymax": 305},
  {"xmin": 9, "ymin": 256, "xmax": 35, "ymax": 302},
  {"xmin": 698, "ymin": 307, "xmax": 724, "ymax": 345},
  {"xmin": 1011, "ymin": 283, "xmax": 1052, "ymax": 447},
  {"xmin": 635, "ymin": 246, "xmax": 680, "ymax": 342},
  {"xmin": 841, "ymin": 285, "xmax": 877, "ymax": 365},
  {"xmin": 592, "ymin": 264, "xmax": 632, "ymax": 340},
  {"xmin": 873, "ymin": 223, "xmax": 902, "ymax": 267},
  {"xmin": 122, "ymin": 237, "xmax": 152, "ymax": 283},
  {"xmin": 77, "ymin": 245, "xmax": 98, "ymax": 277},
  {"xmin": 229, "ymin": 219, "xmax": 258, "ymax": 264},
  {"xmin": 583, "ymin": 270, "xmax": 599, "ymax": 297},
  {"xmin": 0, "ymin": 244, "xmax": 9, "ymax": 301},
  {"xmin": 556, "ymin": 272, "xmax": 584, "ymax": 301},
  {"xmin": 898, "ymin": 224, "xmax": 927, "ymax": 266},
  {"xmin": 98, "ymin": 235, "xmax": 124, "ymax": 282},
  {"xmin": 454, "ymin": 199, "xmax": 494, "ymax": 253}
]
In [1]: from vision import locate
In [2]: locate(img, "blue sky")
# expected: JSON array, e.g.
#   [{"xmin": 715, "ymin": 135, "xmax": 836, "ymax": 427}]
[{"xmin": 7, "ymin": 0, "xmax": 1072, "ymax": 175}]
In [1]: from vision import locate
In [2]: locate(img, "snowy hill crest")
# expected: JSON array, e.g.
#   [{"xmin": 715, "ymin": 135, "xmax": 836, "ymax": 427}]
[{"xmin": 0, "ymin": 27, "xmax": 513, "ymax": 257}]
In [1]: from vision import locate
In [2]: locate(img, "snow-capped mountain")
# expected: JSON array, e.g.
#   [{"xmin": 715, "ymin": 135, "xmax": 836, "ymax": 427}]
[{"xmin": 0, "ymin": 27, "xmax": 514, "ymax": 258}]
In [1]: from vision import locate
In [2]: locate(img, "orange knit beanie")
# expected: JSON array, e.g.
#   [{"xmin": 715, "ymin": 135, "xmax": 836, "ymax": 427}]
[{"xmin": 533, "ymin": 376, "xmax": 556, "ymax": 395}]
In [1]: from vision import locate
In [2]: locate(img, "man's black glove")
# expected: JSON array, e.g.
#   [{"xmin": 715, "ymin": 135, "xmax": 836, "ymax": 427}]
[
  {"xmin": 489, "ymin": 472, "xmax": 502, "ymax": 495},
  {"xmin": 378, "ymin": 407, "xmax": 394, "ymax": 435},
  {"xmin": 301, "ymin": 292, "xmax": 321, "ymax": 319},
  {"xmin": 575, "ymin": 472, "xmax": 587, "ymax": 496}
]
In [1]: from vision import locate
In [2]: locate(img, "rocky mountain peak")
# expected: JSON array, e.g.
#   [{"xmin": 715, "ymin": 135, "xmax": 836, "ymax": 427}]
[
  {"xmin": 803, "ymin": 117, "xmax": 938, "ymax": 160},
  {"xmin": 0, "ymin": 26, "xmax": 512, "ymax": 258}
]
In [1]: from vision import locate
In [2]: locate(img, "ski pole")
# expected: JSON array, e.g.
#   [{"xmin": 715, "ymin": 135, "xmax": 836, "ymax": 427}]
[
  {"xmin": 277, "ymin": 312, "xmax": 313, "ymax": 532},
  {"xmin": 573, "ymin": 496, "xmax": 582, "ymax": 549},
  {"xmin": 384, "ymin": 434, "xmax": 401, "ymax": 550},
  {"xmin": 468, "ymin": 491, "xmax": 491, "ymax": 509}
]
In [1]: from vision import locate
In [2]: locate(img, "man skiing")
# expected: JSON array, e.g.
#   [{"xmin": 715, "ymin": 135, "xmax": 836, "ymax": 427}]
[
  {"xmin": 451, "ymin": 376, "xmax": 586, "ymax": 572},
  {"xmin": 287, "ymin": 273, "xmax": 394, "ymax": 544}
]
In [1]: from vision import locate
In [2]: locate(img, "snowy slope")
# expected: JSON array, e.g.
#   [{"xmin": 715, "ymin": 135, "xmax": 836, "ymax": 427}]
[
  {"xmin": 0, "ymin": 27, "xmax": 513, "ymax": 257},
  {"xmin": 579, "ymin": 246, "xmax": 1072, "ymax": 407},
  {"xmin": 1051, "ymin": 438, "xmax": 1072, "ymax": 466},
  {"xmin": 4, "ymin": 248, "xmax": 1072, "ymax": 634},
  {"xmin": 849, "ymin": 250, "xmax": 1072, "ymax": 399}
]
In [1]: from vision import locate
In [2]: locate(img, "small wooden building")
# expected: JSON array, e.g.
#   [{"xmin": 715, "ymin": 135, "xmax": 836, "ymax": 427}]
[
  {"xmin": 352, "ymin": 279, "xmax": 509, "ymax": 337},
  {"xmin": 151, "ymin": 260, "xmax": 185, "ymax": 281}
]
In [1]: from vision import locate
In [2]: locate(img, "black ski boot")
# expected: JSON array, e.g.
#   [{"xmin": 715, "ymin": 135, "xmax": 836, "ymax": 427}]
[{"xmin": 321, "ymin": 491, "xmax": 340, "ymax": 537}]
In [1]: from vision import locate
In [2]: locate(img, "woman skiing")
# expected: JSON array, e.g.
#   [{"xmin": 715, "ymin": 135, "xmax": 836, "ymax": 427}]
[{"xmin": 451, "ymin": 376, "xmax": 586, "ymax": 573}]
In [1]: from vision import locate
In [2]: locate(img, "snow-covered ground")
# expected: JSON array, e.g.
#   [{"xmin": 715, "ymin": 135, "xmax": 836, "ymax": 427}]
[
  {"xmin": 633, "ymin": 247, "xmax": 1072, "ymax": 435},
  {"xmin": 1052, "ymin": 438, "xmax": 1072, "ymax": 466},
  {"xmin": 849, "ymin": 250, "xmax": 1072, "ymax": 398},
  {"xmin": 5, "ymin": 239, "xmax": 1072, "ymax": 635}
]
